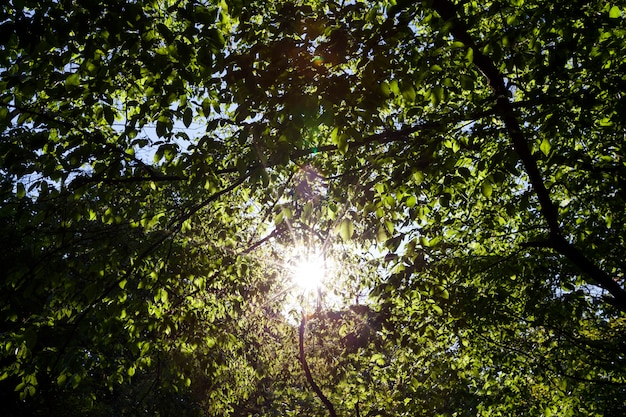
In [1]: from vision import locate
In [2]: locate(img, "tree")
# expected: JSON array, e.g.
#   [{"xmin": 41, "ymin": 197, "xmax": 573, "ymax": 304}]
[{"xmin": 2, "ymin": 0, "xmax": 626, "ymax": 415}]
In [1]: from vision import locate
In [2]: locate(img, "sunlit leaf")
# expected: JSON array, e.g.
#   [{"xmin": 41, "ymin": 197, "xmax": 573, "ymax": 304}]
[
  {"xmin": 337, "ymin": 219, "xmax": 354, "ymax": 241},
  {"xmin": 540, "ymin": 138, "xmax": 551, "ymax": 156},
  {"xmin": 64, "ymin": 73, "xmax": 80, "ymax": 89},
  {"xmin": 481, "ymin": 181, "xmax": 493, "ymax": 198},
  {"xmin": 2, "ymin": 1, "xmax": 625, "ymax": 415}
]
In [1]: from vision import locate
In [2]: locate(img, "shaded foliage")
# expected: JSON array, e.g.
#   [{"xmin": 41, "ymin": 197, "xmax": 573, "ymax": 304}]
[{"xmin": 2, "ymin": 0, "xmax": 626, "ymax": 415}]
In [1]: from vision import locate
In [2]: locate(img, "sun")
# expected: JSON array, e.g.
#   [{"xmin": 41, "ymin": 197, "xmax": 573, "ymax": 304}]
[
  {"xmin": 291, "ymin": 251, "xmax": 327, "ymax": 291},
  {"xmin": 281, "ymin": 245, "xmax": 346, "ymax": 319}
]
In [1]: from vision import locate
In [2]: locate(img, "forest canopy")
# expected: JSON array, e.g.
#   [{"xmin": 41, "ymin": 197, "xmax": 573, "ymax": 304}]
[{"xmin": 2, "ymin": 0, "xmax": 626, "ymax": 415}]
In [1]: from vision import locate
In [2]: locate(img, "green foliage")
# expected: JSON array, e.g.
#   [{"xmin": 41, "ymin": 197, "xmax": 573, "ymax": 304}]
[{"xmin": 2, "ymin": 0, "xmax": 626, "ymax": 415}]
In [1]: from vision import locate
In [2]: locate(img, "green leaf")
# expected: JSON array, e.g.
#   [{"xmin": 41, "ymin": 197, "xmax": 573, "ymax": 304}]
[
  {"xmin": 481, "ymin": 181, "xmax": 493, "ymax": 198},
  {"xmin": 332, "ymin": 130, "xmax": 349, "ymax": 154},
  {"xmin": 389, "ymin": 79, "xmax": 400, "ymax": 96},
  {"xmin": 401, "ymin": 85, "xmax": 417, "ymax": 102},
  {"xmin": 430, "ymin": 86, "xmax": 444, "ymax": 105},
  {"xmin": 0, "ymin": 107, "xmax": 9, "ymax": 123},
  {"xmin": 330, "ymin": 126, "xmax": 339, "ymax": 144},
  {"xmin": 155, "ymin": 288, "xmax": 168, "ymax": 304},
  {"xmin": 201, "ymin": 98, "xmax": 212, "ymax": 116},
  {"xmin": 370, "ymin": 353, "xmax": 385, "ymax": 366},
  {"xmin": 181, "ymin": 218, "xmax": 192, "ymax": 232},
  {"xmin": 540, "ymin": 138, "xmax": 551, "ymax": 156},
  {"xmin": 598, "ymin": 117, "xmax": 613, "ymax": 127},
  {"xmin": 56, "ymin": 373, "xmax": 67, "ymax": 386},
  {"xmin": 460, "ymin": 75, "xmax": 474, "ymax": 90},
  {"xmin": 381, "ymin": 81, "xmax": 391, "ymax": 97},
  {"xmin": 156, "ymin": 120, "xmax": 169, "ymax": 138},
  {"xmin": 385, "ymin": 220, "xmax": 394, "ymax": 234},
  {"xmin": 337, "ymin": 219, "xmax": 354, "ymax": 241},
  {"xmin": 64, "ymin": 73, "xmax": 80, "ymax": 89},
  {"xmin": 183, "ymin": 107, "xmax": 193, "ymax": 128},
  {"xmin": 4, "ymin": 3, "xmax": 626, "ymax": 414},
  {"xmin": 16, "ymin": 182, "xmax": 25, "ymax": 199},
  {"xmin": 377, "ymin": 225, "xmax": 388, "ymax": 242},
  {"xmin": 104, "ymin": 106, "xmax": 116, "ymax": 125}
]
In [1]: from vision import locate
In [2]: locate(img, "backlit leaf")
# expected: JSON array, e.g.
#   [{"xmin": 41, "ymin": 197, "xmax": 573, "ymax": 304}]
[
  {"xmin": 337, "ymin": 219, "xmax": 354, "ymax": 241},
  {"xmin": 540, "ymin": 138, "xmax": 551, "ymax": 156}
]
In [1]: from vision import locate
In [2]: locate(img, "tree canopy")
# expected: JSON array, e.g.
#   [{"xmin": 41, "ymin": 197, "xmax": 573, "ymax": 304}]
[{"xmin": 2, "ymin": 0, "xmax": 626, "ymax": 415}]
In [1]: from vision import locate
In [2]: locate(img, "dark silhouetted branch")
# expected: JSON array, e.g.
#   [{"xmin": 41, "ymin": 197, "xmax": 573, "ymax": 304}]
[
  {"xmin": 169, "ymin": 174, "xmax": 249, "ymax": 230},
  {"xmin": 429, "ymin": 0, "xmax": 626, "ymax": 312},
  {"xmin": 298, "ymin": 314, "xmax": 338, "ymax": 417}
]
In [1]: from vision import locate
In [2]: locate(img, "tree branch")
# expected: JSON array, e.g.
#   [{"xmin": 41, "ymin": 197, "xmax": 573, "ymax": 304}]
[
  {"xmin": 290, "ymin": 107, "xmax": 498, "ymax": 161},
  {"xmin": 298, "ymin": 314, "xmax": 338, "ymax": 417},
  {"xmin": 430, "ymin": 0, "xmax": 559, "ymax": 234},
  {"xmin": 168, "ymin": 174, "xmax": 249, "ymax": 230},
  {"xmin": 429, "ymin": 0, "xmax": 626, "ymax": 312},
  {"xmin": 218, "ymin": 106, "xmax": 499, "ymax": 179},
  {"xmin": 70, "ymin": 174, "xmax": 186, "ymax": 188},
  {"xmin": 549, "ymin": 235, "xmax": 626, "ymax": 310},
  {"xmin": 50, "ymin": 229, "xmax": 173, "ymax": 374},
  {"xmin": 240, "ymin": 225, "xmax": 285, "ymax": 255},
  {"xmin": 245, "ymin": 171, "xmax": 296, "ymax": 248},
  {"xmin": 4, "ymin": 103, "xmax": 78, "ymax": 131}
]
